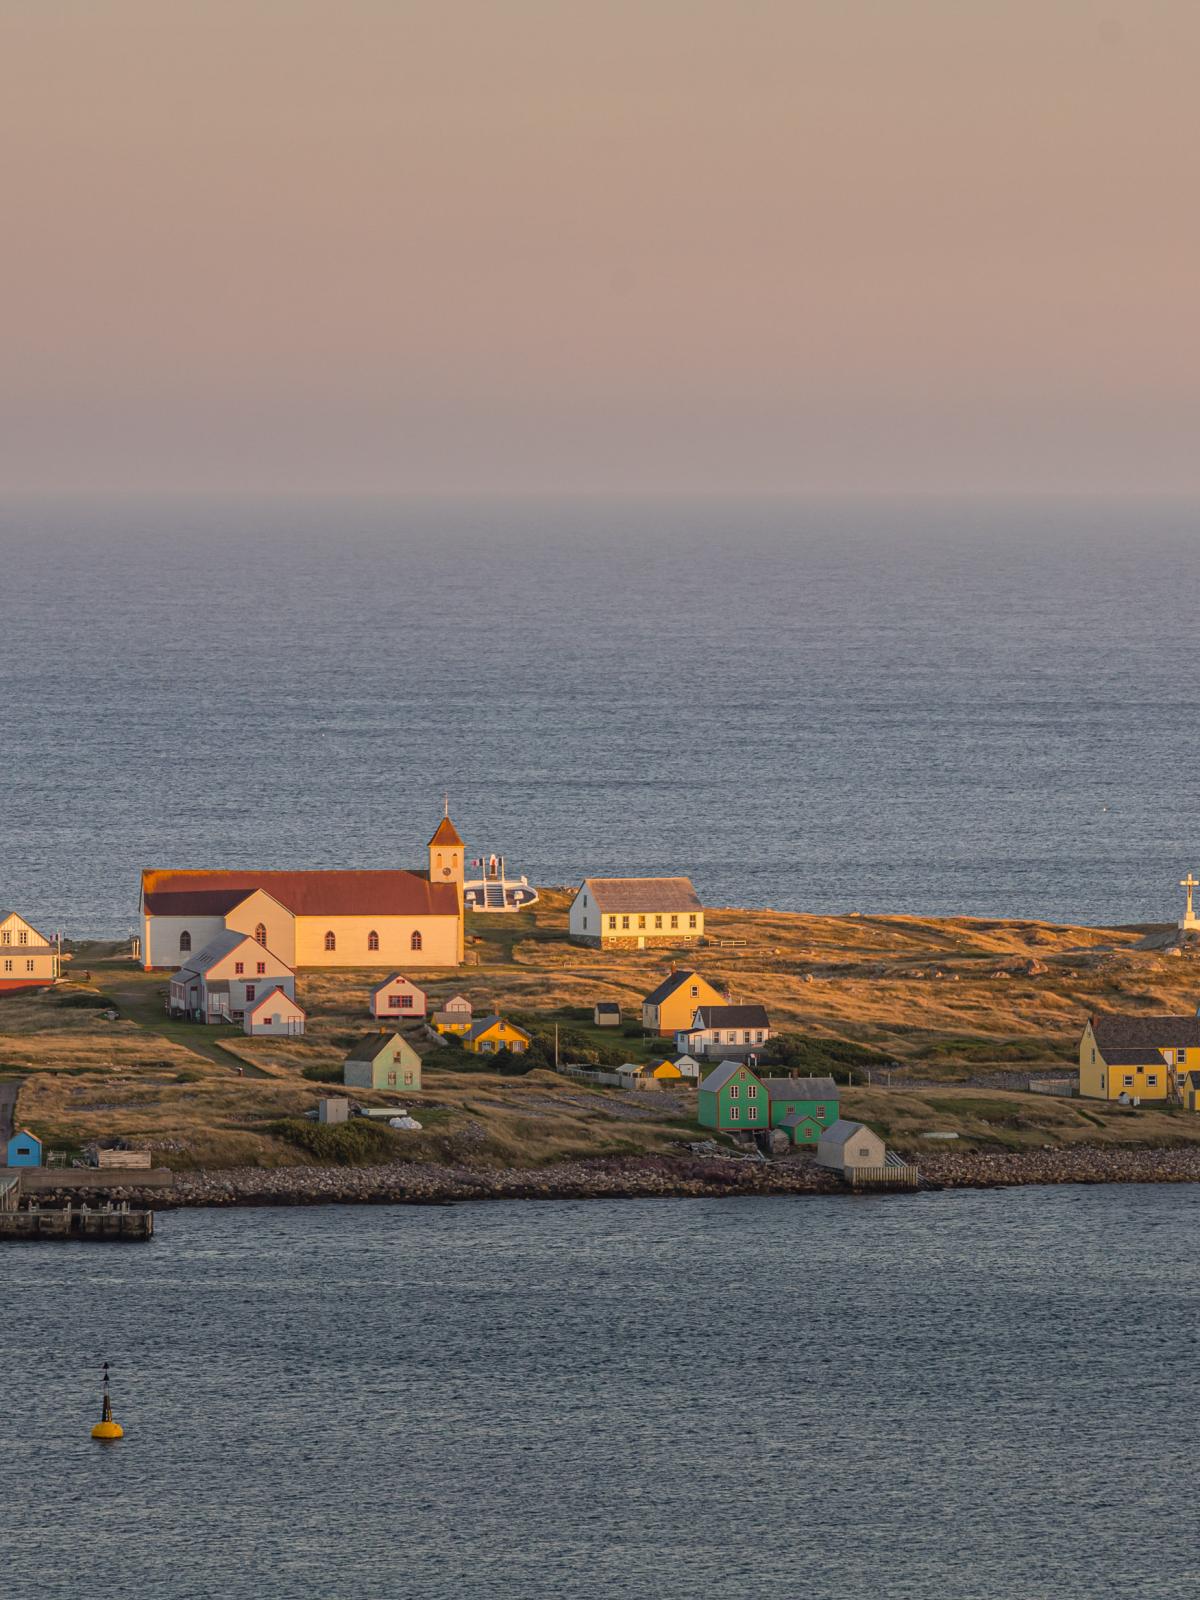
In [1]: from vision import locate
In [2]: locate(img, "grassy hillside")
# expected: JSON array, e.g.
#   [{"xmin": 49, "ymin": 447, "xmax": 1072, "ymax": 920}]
[{"xmin": 3, "ymin": 891, "xmax": 1198, "ymax": 1170}]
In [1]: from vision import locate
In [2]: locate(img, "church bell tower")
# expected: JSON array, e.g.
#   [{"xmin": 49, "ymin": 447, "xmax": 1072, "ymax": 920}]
[{"xmin": 428, "ymin": 799, "xmax": 465, "ymax": 962}]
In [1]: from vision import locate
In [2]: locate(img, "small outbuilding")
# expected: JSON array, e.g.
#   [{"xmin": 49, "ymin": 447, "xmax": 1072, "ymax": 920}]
[
  {"xmin": 343, "ymin": 1031, "xmax": 423, "ymax": 1093},
  {"xmin": 317, "ymin": 1097, "xmax": 350, "ymax": 1125},
  {"xmin": 372, "ymin": 973, "xmax": 428, "ymax": 1021},
  {"xmin": 244, "ymin": 987, "xmax": 306, "ymax": 1036},
  {"xmin": 594, "ymin": 1001, "xmax": 622, "ymax": 1027},
  {"xmin": 432, "ymin": 994, "xmax": 474, "ymax": 1035},
  {"xmin": 816, "ymin": 1119, "xmax": 886, "ymax": 1173},
  {"xmin": 6, "ymin": 1128, "xmax": 43, "ymax": 1168}
]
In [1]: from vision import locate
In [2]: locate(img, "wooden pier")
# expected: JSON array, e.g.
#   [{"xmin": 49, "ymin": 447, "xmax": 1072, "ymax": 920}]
[{"xmin": 0, "ymin": 1175, "xmax": 154, "ymax": 1240}]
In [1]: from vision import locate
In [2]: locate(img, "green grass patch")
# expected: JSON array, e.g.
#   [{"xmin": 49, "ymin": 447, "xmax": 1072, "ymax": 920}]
[{"xmin": 265, "ymin": 1116, "xmax": 400, "ymax": 1165}]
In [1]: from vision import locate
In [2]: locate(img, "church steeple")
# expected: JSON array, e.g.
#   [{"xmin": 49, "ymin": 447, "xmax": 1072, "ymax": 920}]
[{"xmin": 428, "ymin": 802, "xmax": 465, "ymax": 962}]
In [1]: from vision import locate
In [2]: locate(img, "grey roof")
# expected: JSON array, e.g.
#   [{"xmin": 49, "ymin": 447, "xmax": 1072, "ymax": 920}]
[
  {"xmin": 762, "ymin": 1076, "xmax": 839, "ymax": 1103},
  {"xmin": 463, "ymin": 1015, "xmax": 530, "ymax": 1044},
  {"xmin": 698, "ymin": 1060, "xmax": 758, "ymax": 1094},
  {"xmin": 1091, "ymin": 1013, "xmax": 1200, "ymax": 1051},
  {"xmin": 177, "ymin": 927, "xmax": 257, "ymax": 978},
  {"xmin": 780, "ymin": 1108, "xmax": 823, "ymax": 1127},
  {"xmin": 818, "ymin": 1118, "xmax": 877, "ymax": 1153},
  {"xmin": 688, "ymin": 1004, "xmax": 771, "ymax": 1031},
  {"xmin": 643, "ymin": 969, "xmax": 710, "ymax": 1007},
  {"xmin": 344, "ymin": 1032, "xmax": 409, "ymax": 1064},
  {"xmin": 594, "ymin": 1001, "xmax": 621, "ymax": 1013},
  {"xmin": 371, "ymin": 972, "xmax": 426, "ymax": 999},
  {"xmin": 1101, "ymin": 1048, "xmax": 1169, "ymax": 1067},
  {"xmin": 581, "ymin": 877, "xmax": 703, "ymax": 913}
]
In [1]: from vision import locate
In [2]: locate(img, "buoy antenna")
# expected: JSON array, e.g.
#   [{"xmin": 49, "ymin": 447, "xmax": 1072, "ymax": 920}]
[{"xmin": 91, "ymin": 1360, "xmax": 123, "ymax": 1442}]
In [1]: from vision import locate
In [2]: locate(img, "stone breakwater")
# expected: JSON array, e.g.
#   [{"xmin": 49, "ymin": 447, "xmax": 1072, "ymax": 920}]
[{"xmin": 23, "ymin": 1145, "xmax": 1200, "ymax": 1210}]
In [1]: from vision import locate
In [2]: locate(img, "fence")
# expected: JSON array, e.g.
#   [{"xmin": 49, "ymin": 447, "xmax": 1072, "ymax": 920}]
[
  {"xmin": 1027, "ymin": 1078, "xmax": 1076, "ymax": 1097},
  {"xmin": 848, "ymin": 1163, "xmax": 920, "ymax": 1191}
]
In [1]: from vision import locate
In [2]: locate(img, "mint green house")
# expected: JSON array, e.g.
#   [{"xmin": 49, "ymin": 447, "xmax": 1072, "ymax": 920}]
[
  {"xmin": 697, "ymin": 1061, "xmax": 769, "ymax": 1133},
  {"xmin": 763, "ymin": 1076, "xmax": 840, "ymax": 1145}
]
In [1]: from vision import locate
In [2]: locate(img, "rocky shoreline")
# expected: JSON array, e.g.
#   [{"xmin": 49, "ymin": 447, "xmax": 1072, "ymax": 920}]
[{"xmin": 23, "ymin": 1143, "xmax": 1200, "ymax": 1210}]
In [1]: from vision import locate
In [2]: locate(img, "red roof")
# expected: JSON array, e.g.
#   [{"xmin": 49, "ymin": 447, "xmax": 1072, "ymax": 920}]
[
  {"xmin": 428, "ymin": 816, "xmax": 464, "ymax": 847},
  {"xmin": 141, "ymin": 869, "xmax": 458, "ymax": 918}
]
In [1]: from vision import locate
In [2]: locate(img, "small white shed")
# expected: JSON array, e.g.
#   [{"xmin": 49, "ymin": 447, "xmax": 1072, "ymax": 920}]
[
  {"xmin": 244, "ymin": 987, "xmax": 306, "ymax": 1036},
  {"xmin": 816, "ymin": 1118, "xmax": 886, "ymax": 1173}
]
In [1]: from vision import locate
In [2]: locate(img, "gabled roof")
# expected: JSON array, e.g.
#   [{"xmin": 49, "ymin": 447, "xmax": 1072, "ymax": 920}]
[
  {"xmin": 428, "ymin": 816, "xmax": 464, "ymax": 848},
  {"xmin": 464, "ymin": 1015, "xmax": 531, "ymax": 1043},
  {"xmin": 594, "ymin": 1001, "xmax": 621, "ymax": 1014},
  {"xmin": 247, "ymin": 986, "xmax": 303, "ymax": 1017},
  {"xmin": 1089, "ymin": 1013, "xmax": 1200, "ymax": 1051},
  {"xmin": 780, "ymin": 1109, "xmax": 823, "ymax": 1128},
  {"xmin": 441, "ymin": 994, "xmax": 472, "ymax": 1011},
  {"xmin": 178, "ymin": 928, "xmax": 288, "ymax": 979},
  {"xmin": 762, "ymin": 1075, "xmax": 839, "ymax": 1103},
  {"xmin": 344, "ymin": 1032, "xmax": 411, "ymax": 1064},
  {"xmin": 1101, "ymin": 1048, "xmax": 1169, "ymax": 1067},
  {"xmin": 698, "ymin": 1060, "xmax": 760, "ymax": 1094},
  {"xmin": 0, "ymin": 912, "xmax": 54, "ymax": 945},
  {"xmin": 371, "ymin": 972, "xmax": 427, "ymax": 999},
  {"xmin": 819, "ymin": 1118, "xmax": 878, "ymax": 1152},
  {"xmin": 580, "ymin": 877, "xmax": 703, "ymax": 913},
  {"xmin": 687, "ymin": 1004, "xmax": 771, "ymax": 1031},
  {"xmin": 642, "ymin": 969, "xmax": 717, "ymax": 1007},
  {"xmin": 10, "ymin": 1126, "xmax": 40, "ymax": 1143},
  {"xmin": 142, "ymin": 868, "xmax": 458, "ymax": 918}
]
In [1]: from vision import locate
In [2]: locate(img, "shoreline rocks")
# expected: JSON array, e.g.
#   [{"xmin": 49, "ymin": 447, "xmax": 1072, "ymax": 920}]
[{"xmin": 25, "ymin": 1143, "xmax": 1200, "ymax": 1210}]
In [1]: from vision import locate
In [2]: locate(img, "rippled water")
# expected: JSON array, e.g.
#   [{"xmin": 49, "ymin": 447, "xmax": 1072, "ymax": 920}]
[
  {"xmin": 4, "ymin": 1188, "xmax": 1200, "ymax": 1599},
  {"xmin": 3, "ymin": 493, "xmax": 1200, "ymax": 932}
]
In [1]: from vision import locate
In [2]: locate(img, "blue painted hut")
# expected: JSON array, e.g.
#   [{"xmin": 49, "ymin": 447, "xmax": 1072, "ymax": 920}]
[{"xmin": 6, "ymin": 1128, "xmax": 43, "ymax": 1168}]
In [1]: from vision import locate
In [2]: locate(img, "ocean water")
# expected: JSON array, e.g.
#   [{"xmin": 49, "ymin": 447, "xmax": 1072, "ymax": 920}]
[
  {"xmin": 4, "ymin": 1188, "xmax": 1200, "ymax": 1600},
  {"xmin": 3, "ymin": 493, "xmax": 1199, "ymax": 934}
]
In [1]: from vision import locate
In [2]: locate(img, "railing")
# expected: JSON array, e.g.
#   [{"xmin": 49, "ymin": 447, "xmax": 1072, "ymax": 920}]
[{"xmin": 849, "ymin": 1163, "xmax": 920, "ymax": 1190}]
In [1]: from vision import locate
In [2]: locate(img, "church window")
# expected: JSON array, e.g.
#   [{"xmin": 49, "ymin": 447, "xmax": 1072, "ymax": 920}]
[
  {"xmin": 638, "ymin": 916, "xmax": 646, "ymax": 930},
  {"xmin": 324, "ymin": 931, "xmax": 336, "ymax": 951},
  {"xmin": 688, "ymin": 915, "xmax": 697, "ymax": 929},
  {"xmin": 254, "ymin": 923, "xmax": 267, "ymax": 946},
  {"xmin": 670, "ymin": 915, "xmax": 678, "ymax": 930},
  {"xmin": 608, "ymin": 916, "xmax": 617, "ymax": 930},
  {"xmin": 621, "ymin": 916, "xmax": 630, "ymax": 930},
  {"xmin": 654, "ymin": 915, "xmax": 662, "ymax": 929},
  {"xmin": 179, "ymin": 931, "xmax": 192, "ymax": 953},
  {"xmin": 411, "ymin": 930, "xmax": 423, "ymax": 952},
  {"xmin": 368, "ymin": 930, "xmax": 380, "ymax": 951}
]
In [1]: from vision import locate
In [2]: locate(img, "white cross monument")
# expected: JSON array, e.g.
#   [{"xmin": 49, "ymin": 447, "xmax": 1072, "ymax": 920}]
[{"xmin": 1181, "ymin": 873, "xmax": 1200, "ymax": 932}]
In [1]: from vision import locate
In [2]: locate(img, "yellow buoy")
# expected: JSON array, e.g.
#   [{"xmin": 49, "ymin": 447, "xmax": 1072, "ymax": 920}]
[{"xmin": 91, "ymin": 1362, "xmax": 124, "ymax": 1441}]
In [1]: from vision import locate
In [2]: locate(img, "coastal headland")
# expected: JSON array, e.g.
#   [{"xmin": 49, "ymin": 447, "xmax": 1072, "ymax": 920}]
[{"xmin": 5, "ymin": 890, "xmax": 1200, "ymax": 1206}]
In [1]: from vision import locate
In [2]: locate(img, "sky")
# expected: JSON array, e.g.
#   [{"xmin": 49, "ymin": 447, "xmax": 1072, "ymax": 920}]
[{"xmin": 3, "ymin": 0, "xmax": 1198, "ymax": 495}]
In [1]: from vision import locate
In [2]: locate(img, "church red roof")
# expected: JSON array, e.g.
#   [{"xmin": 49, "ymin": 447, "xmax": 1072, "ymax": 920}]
[
  {"xmin": 141, "ymin": 869, "xmax": 458, "ymax": 918},
  {"xmin": 428, "ymin": 816, "xmax": 464, "ymax": 848}
]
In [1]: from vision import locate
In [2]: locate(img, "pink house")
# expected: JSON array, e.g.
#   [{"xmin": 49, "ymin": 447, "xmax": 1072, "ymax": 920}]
[{"xmin": 371, "ymin": 973, "xmax": 428, "ymax": 1021}]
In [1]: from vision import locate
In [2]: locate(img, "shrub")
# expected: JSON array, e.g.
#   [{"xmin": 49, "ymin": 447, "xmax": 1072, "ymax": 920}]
[
  {"xmin": 266, "ymin": 1117, "xmax": 399, "ymax": 1165},
  {"xmin": 53, "ymin": 991, "xmax": 117, "ymax": 1010},
  {"xmin": 759, "ymin": 1032, "xmax": 891, "ymax": 1082},
  {"xmin": 301, "ymin": 1061, "xmax": 345, "ymax": 1083}
]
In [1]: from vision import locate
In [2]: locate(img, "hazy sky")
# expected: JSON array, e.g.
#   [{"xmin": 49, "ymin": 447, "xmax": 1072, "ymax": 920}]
[{"xmin": 3, "ymin": 0, "xmax": 1197, "ymax": 494}]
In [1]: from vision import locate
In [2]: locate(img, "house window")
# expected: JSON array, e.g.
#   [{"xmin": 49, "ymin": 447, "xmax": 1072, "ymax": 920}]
[
  {"xmin": 1148, "ymin": 1074, "xmax": 1159, "ymax": 1087},
  {"xmin": 816, "ymin": 1105, "xmax": 825, "ymax": 1118},
  {"xmin": 3, "ymin": 961, "xmax": 11, "ymax": 973},
  {"xmin": 0, "ymin": 931, "xmax": 8, "ymax": 943},
  {"xmin": 858, "ymin": 1146, "xmax": 871, "ymax": 1158},
  {"xmin": 655, "ymin": 915, "xmax": 662, "ymax": 929},
  {"xmin": 747, "ymin": 1084, "xmax": 757, "ymax": 1098},
  {"xmin": 583, "ymin": 917, "xmax": 587, "ymax": 929},
  {"xmin": 404, "ymin": 1071, "xmax": 414, "ymax": 1085},
  {"xmin": 389, "ymin": 995, "xmax": 403, "ymax": 1009},
  {"xmin": 621, "ymin": 916, "xmax": 630, "ymax": 930},
  {"xmin": 254, "ymin": 923, "xmax": 267, "ymax": 945},
  {"xmin": 755, "ymin": 1031, "xmax": 764, "ymax": 1043},
  {"xmin": 729, "ymin": 1084, "xmax": 739, "ymax": 1098},
  {"xmin": 179, "ymin": 931, "xmax": 192, "ymax": 953},
  {"xmin": 670, "ymin": 915, "xmax": 678, "ymax": 929},
  {"xmin": 1122, "ymin": 1074, "xmax": 1134, "ymax": 1087},
  {"xmin": 25, "ymin": 960, "xmax": 34, "ymax": 972},
  {"xmin": 387, "ymin": 1071, "xmax": 397, "ymax": 1086},
  {"xmin": 245, "ymin": 985, "xmax": 256, "ymax": 1001},
  {"xmin": 730, "ymin": 1106, "xmax": 740, "ymax": 1121},
  {"xmin": 368, "ymin": 930, "xmax": 380, "ymax": 951},
  {"xmin": 401, "ymin": 994, "xmax": 412, "ymax": 1009},
  {"xmin": 324, "ymin": 931, "xmax": 336, "ymax": 951},
  {"xmin": 743, "ymin": 1032, "xmax": 751, "ymax": 1044},
  {"xmin": 411, "ymin": 931, "xmax": 422, "ymax": 952},
  {"xmin": 18, "ymin": 931, "xmax": 27, "ymax": 945},
  {"xmin": 257, "ymin": 962, "xmax": 265, "ymax": 975},
  {"xmin": 690, "ymin": 985, "xmax": 698, "ymax": 997},
  {"xmin": 235, "ymin": 962, "xmax": 244, "ymax": 975},
  {"xmin": 688, "ymin": 915, "xmax": 697, "ymax": 929},
  {"xmin": 608, "ymin": 916, "xmax": 617, "ymax": 930},
  {"xmin": 638, "ymin": 916, "xmax": 646, "ymax": 930}
]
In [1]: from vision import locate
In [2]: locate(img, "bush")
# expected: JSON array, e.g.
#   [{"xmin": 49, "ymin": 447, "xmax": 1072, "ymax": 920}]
[
  {"xmin": 266, "ymin": 1117, "xmax": 399, "ymax": 1165},
  {"xmin": 301, "ymin": 1061, "xmax": 345, "ymax": 1083},
  {"xmin": 759, "ymin": 1032, "xmax": 891, "ymax": 1082},
  {"xmin": 53, "ymin": 991, "xmax": 117, "ymax": 1010}
]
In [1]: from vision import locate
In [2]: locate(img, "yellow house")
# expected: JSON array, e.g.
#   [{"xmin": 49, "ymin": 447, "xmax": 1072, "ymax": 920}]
[
  {"xmin": 0, "ymin": 912, "xmax": 59, "ymax": 990},
  {"xmin": 641, "ymin": 969, "xmax": 727, "ymax": 1035},
  {"xmin": 1078, "ymin": 1013, "xmax": 1200, "ymax": 1102},
  {"xmin": 462, "ymin": 1016, "xmax": 532, "ymax": 1056}
]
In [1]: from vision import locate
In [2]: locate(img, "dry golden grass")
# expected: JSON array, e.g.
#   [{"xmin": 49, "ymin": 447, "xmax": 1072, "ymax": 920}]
[{"xmin": 3, "ymin": 894, "xmax": 1197, "ymax": 1169}]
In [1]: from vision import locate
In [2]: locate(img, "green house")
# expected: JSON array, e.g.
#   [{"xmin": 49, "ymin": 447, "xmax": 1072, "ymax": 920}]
[
  {"xmin": 697, "ymin": 1061, "xmax": 770, "ymax": 1133},
  {"xmin": 763, "ymin": 1075, "xmax": 840, "ymax": 1144}
]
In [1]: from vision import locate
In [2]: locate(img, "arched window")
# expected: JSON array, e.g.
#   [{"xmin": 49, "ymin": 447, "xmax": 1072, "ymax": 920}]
[
  {"xmin": 410, "ymin": 930, "xmax": 422, "ymax": 952},
  {"xmin": 179, "ymin": 931, "xmax": 192, "ymax": 953},
  {"xmin": 254, "ymin": 923, "xmax": 267, "ymax": 946},
  {"xmin": 368, "ymin": 930, "xmax": 380, "ymax": 951},
  {"xmin": 324, "ymin": 930, "xmax": 336, "ymax": 952}
]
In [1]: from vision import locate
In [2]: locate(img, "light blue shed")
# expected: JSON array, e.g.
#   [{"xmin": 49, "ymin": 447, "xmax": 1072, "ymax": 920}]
[{"xmin": 6, "ymin": 1128, "xmax": 43, "ymax": 1168}]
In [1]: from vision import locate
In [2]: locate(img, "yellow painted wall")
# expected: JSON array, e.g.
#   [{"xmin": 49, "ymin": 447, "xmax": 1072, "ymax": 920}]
[
  {"xmin": 464, "ymin": 1020, "xmax": 531, "ymax": 1054},
  {"xmin": 1078, "ymin": 1022, "xmax": 1172, "ymax": 1100},
  {"xmin": 645, "ymin": 973, "xmax": 725, "ymax": 1035},
  {"xmin": 599, "ymin": 908, "xmax": 704, "ymax": 945},
  {"xmin": 293, "ymin": 914, "xmax": 459, "ymax": 969}
]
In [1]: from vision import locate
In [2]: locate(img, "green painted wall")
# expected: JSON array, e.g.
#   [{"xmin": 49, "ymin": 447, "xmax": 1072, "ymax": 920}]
[
  {"xmin": 768, "ymin": 1093, "xmax": 838, "ymax": 1131},
  {"xmin": 697, "ymin": 1063, "xmax": 769, "ymax": 1131}
]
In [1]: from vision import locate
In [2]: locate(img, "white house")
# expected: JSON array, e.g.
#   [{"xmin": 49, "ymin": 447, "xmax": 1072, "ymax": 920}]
[
  {"xmin": 0, "ymin": 912, "xmax": 60, "ymax": 990},
  {"xmin": 568, "ymin": 878, "xmax": 704, "ymax": 950},
  {"xmin": 675, "ymin": 1004, "xmax": 772, "ymax": 1059},
  {"xmin": 371, "ymin": 973, "xmax": 428, "ymax": 1021},
  {"xmin": 244, "ymin": 987, "xmax": 306, "ymax": 1036},
  {"xmin": 169, "ymin": 930, "xmax": 295, "ymax": 1024},
  {"xmin": 816, "ymin": 1119, "xmax": 887, "ymax": 1174}
]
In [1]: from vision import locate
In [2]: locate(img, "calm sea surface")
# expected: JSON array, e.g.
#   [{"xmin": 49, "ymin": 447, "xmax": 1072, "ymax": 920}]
[
  {"xmin": 4, "ymin": 1188, "xmax": 1200, "ymax": 1600},
  {"xmin": 3, "ymin": 493, "xmax": 1199, "ymax": 934}
]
